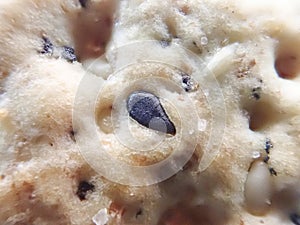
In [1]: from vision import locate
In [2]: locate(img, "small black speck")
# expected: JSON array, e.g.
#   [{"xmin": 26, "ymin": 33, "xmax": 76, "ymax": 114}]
[
  {"xmin": 50, "ymin": 143, "xmax": 53, "ymax": 147},
  {"xmin": 182, "ymin": 75, "xmax": 190, "ymax": 84},
  {"xmin": 160, "ymin": 39, "xmax": 171, "ymax": 48},
  {"xmin": 40, "ymin": 37, "xmax": 53, "ymax": 55},
  {"xmin": 265, "ymin": 138, "xmax": 273, "ymax": 154},
  {"xmin": 79, "ymin": 0, "xmax": 88, "ymax": 8},
  {"xmin": 269, "ymin": 167, "xmax": 277, "ymax": 176},
  {"xmin": 252, "ymin": 87, "xmax": 262, "ymax": 100},
  {"xmin": 182, "ymin": 74, "xmax": 197, "ymax": 92},
  {"xmin": 76, "ymin": 181, "xmax": 95, "ymax": 201},
  {"xmin": 136, "ymin": 208, "xmax": 143, "ymax": 218},
  {"xmin": 253, "ymin": 93, "xmax": 260, "ymax": 100},
  {"xmin": 62, "ymin": 46, "xmax": 77, "ymax": 63},
  {"xmin": 263, "ymin": 156, "xmax": 270, "ymax": 163},
  {"xmin": 290, "ymin": 213, "xmax": 300, "ymax": 225}
]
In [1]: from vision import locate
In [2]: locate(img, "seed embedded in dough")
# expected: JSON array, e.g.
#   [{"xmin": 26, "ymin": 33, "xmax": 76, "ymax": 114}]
[
  {"xmin": 40, "ymin": 37, "xmax": 54, "ymax": 55},
  {"xmin": 62, "ymin": 46, "xmax": 77, "ymax": 63},
  {"xmin": 127, "ymin": 91, "xmax": 176, "ymax": 135}
]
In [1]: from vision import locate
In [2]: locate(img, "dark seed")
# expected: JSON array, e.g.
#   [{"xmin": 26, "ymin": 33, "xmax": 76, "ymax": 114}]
[
  {"xmin": 62, "ymin": 46, "xmax": 77, "ymax": 63},
  {"xmin": 290, "ymin": 213, "xmax": 300, "ymax": 225},
  {"xmin": 263, "ymin": 156, "xmax": 270, "ymax": 163},
  {"xmin": 265, "ymin": 138, "xmax": 273, "ymax": 154},
  {"xmin": 127, "ymin": 91, "xmax": 176, "ymax": 135},
  {"xmin": 252, "ymin": 87, "xmax": 262, "ymax": 100},
  {"xmin": 269, "ymin": 167, "xmax": 277, "ymax": 176},
  {"xmin": 76, "ymin": 181, "xmax": 95, "ymax": 201},
  {"xmin": 253, "ymin": 93, "xmax": 260, "ymax": 100},
  {"xmin": 40, "ymin": 37, "xmax": 53, "ymax": 55},
  {"xmin": 79, "ymin": 0, "xmax": 88, "ymax": 8},
  {"xmin": 182, "ymin": 74, "xmax": 198, "ymax": 92}
]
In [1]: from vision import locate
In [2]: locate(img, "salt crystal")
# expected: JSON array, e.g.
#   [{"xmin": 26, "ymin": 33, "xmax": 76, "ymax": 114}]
[
  {"xmin": 92, "ymin": 208, "xmax": 109, "ymax": 225},
  {"xmin": 252, "ymin": 151, "xmax": 261, "ymax": 159},
  {"xmin": 200, "ymin": 36, "xmax": 208, "ymax": 45},
  {"xmin": 198, "ymin": 119, "xmax": 207, "ymax": 131}
]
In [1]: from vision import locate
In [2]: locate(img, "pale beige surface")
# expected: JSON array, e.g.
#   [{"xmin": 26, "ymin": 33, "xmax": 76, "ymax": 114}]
[{"xmin": 0, "ymin": 0, "xmax": 300, "ymax": 224}]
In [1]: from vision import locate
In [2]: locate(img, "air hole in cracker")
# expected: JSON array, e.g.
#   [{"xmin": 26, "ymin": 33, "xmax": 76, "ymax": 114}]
[{"xmin": 275, "ymin": 39, "xmax": 300, "ymax": 80}]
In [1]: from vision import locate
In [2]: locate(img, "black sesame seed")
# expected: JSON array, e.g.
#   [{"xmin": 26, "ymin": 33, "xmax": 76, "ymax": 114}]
[
  {"xmin": 40, "ymin": 37, "xmax": 53, "ymax": 55},
  {"xmin": 252, "ymin": 87, "xmax": 262, "ymax": 100},
  {"xmin": 263, "ymin": 156, "xmax": 270, "ymax": 163},
  {"xmin": 62, "ymin": 46, "xmax": 77, "ymax": 63},
  {"xmin": 265, "ymin": 138, "xmax": 273, "ymax": 154},
  {"xmin": 127, "ymin": 91, "xmax": 176, "ymax": 135},
  {"xmin": 269, "ymin": 167, "xmax": 277, "ymax": 176},
  {"xmin": 290, "ymin": 213, "xmax": 300, "ymax": 225},
  {"xmin": 76, "ymin": 181, "xmax": 95, "ymax": 201}
]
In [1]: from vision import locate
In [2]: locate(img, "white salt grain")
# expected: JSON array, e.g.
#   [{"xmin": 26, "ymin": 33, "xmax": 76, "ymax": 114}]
[
  {"xmin": 92, "ymin": 208, "xmax": 109, "ymax": 225},
  {"xmin": 198, "ymin": 119, "xmax": 207, "ymax": 131},
  {"xmin": 252, "ymin": 151, "xmax": 261, "ymax": 159},
  {"xmin": 200, "ymin": 36, "xmax": 208, "ymax": 45}
]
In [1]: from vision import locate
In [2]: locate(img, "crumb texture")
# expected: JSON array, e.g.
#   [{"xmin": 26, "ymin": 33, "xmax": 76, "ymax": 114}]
[{"xmin": 0, "ymin": 0, "xmax": 300, "ymax": 225}]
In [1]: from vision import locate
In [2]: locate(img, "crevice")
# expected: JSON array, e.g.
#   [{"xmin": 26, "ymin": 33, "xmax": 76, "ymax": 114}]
[
  {"xmin": 71, "ymin": 0, "xmax": 117, "ymax": 61},
  {"xmin": 244, "ymin": 101, "xmax": 283, "ymax": 131},
  {"xmin": 275, "ymin": 37, "xmax": 300, "ymax": 80}
]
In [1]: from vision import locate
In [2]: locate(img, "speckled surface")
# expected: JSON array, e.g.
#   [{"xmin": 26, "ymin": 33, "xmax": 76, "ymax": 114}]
[{"xmin": 0, "ymin": 0, "xmax": 300, "ymax": 224}]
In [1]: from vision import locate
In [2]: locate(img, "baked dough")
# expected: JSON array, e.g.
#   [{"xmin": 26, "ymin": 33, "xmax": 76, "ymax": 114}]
[{"xmin": 0, "ymin": 0, "xmax": 300, "ymax": 224}]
